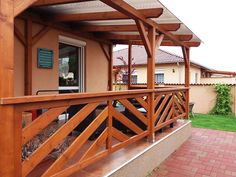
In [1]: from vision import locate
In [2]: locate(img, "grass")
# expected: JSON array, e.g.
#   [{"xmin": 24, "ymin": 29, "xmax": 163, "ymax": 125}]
[{"xmin": 190, "ymin": 114, "xmax": 236, "ymax": 132}]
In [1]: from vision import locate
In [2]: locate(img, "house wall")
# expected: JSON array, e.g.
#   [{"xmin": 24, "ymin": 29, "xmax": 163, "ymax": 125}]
[
  {"xmin": 129, "ymin": 64, "xmax": 201, "ymax": 84},
  {"xmin": 14, "ymin": 18, "xmax": 108, "ymax": 96},
  {"xmin": 201, "ymin": 77, "xmax": 236, "ymax": 84}
]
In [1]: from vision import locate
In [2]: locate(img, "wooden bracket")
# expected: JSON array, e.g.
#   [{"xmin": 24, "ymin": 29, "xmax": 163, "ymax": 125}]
[
  {"xmin": 14, "ymin": 24, "xmax": 26, "ymax": 46},
  {"xmin": 155, "ymin": 34, "xmax": 164, "ymax": 48},
  {"xmin": 32, "ymin": 26, "xmax": 50, "ymax": 45},
  {"xmin": 99, "ymin": 43, "xmax": 110, "ymax": 62},
  {"xmin": 136, "ymin": 20, "xmax": 152, "ymax": 57}
]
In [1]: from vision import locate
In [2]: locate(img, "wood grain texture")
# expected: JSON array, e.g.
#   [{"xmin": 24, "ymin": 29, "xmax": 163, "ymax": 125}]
[{"xmin": 42, "ymin": 107, "xmax": 108, "ymax": 176}]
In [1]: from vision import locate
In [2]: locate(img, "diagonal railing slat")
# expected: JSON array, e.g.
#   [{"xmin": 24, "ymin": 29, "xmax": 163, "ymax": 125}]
[
  {"xmin": 22, "ymin": 106, "xmax": 69, "ymax": 144},
  {"xmin": 42, "ymin": 107, "xmax": 108, "ymax": 177},
  {"xmin": 22, "ymin": 102, "xmax": 99, "ymax": 177}
]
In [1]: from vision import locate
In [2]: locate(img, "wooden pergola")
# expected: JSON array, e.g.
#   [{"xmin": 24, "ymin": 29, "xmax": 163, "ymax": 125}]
[{"xmin": 0, "ymin": 1, "xmax": 201, "ymax": 176}]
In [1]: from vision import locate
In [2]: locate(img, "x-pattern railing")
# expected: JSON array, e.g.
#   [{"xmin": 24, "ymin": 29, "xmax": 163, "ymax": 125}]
[{"xmin": 0, "ymin": 88, "xmax": 188, "ymax": 177}]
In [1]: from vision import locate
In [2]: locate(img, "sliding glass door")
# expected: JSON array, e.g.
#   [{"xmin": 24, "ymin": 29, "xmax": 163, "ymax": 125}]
[{"xmin": 59, "ymin": 43, "xmax": 85, "ymax": 93}]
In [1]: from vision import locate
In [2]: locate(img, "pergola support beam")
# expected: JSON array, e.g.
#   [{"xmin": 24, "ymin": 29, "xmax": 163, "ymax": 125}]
[
  {"xmin": 182, "ymin": 46, "xmax": 190, "ymax": 119},
  {"xmin": 0, "ymin": 1, "xmax": 22, "ymax": 177},
  {"xmin": 108, "ymin": 45, "xmax": 113, "ymax": 91},
  {"xmin": 128, "ymin": 43, "xmax": 132, "ymax": 89},
  {"xmin": 25, "ymin": 19, "xmax": 33, "ymax": 95},
  {"xmin": 146, "ymin": 26, "xmax": 158, "ymax": 143}
]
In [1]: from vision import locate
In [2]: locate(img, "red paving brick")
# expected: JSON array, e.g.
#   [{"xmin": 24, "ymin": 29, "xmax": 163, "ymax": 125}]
[{"xmin": 152, "ymin": 128, "xmax": 236, "ymax": 177}]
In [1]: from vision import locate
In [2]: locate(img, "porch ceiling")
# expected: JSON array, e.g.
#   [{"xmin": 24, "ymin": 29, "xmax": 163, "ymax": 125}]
[{"xmin": 28, "ymin": 0, "xmax": 201, "ymax": 47}]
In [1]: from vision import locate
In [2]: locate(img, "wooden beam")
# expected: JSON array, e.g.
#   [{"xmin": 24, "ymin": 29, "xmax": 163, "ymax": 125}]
[
  {"xmin": 99, "ymin": 33, "xmax": 193, "ymax": 41},
  {"xmin": 99, "ymin": 0, "xmax": 191, "ymax": 48},
  {"xmin": 0, "ymin": 1, "xmax": 22, "ymax": 177},
  {"xmin": 182, "ymin": 46, "xmax": 190, "ymax": 119},
  {"xmin": 147, "ymin": 27, "xmax": 156, "ymax": 142},
  {"xmin": 33, "ymin": 0, "xmax": 94, "ymax": 7},
  {"xmin": 136, "ymin": 20, "xmax": 151, "ymax": 57},
  {"xmin": 19, "ymin": 13, "xmax": 112, "ymax": 45},
  {"xmin": 147, "ymin": 27, "xmax": 157, "ymax": 90},
  {"xmin": 204, "ymin": 70, "xmax": 236, "ymax": 76},
  {"xmin": 112, "ymin": 40, "xmax": 200, "ymax": 47},
  {"xmin": 0, "ymin": 1, "xmax": 14, "ymax": 97},
  {"xmin": 51, "ymin": 8, "xmax": 163, "ymax": 22},
  {"xmin": 14, "ymin": 0, "xmax": 38, "ymax": 17},
  {"xmin": 25, "ymin": 19, "xmax": 33, "ymax": 95},
  {"xmin": 108, "ymin": 45, "xmax": 113, "ymax": 91},
  {"xmin": 77, "ymin": 23, "xmax": 181, "ymax": 32},
  {"xmin": 32, "ymin": 26, "xmax": 50, "ymax": 45},
  {"xmin": 14, "ymin": 24, "xmax": 26, "ymax": 46},
  {"xmin": 128, "ymin": 43, "xmax": 132, "ymax": 89}
]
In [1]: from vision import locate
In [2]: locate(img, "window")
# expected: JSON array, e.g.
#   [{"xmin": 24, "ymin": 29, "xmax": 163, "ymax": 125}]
[
  {"xmin": 155, "ymin": 73, "xmax": 164, "ymax": 83},
  {"xmin": 195, "ymin": 73, "xmax": 198, "ymax": 83},
  {"xmin": 59, "ymin": 42, "xmax": 85, "ymax": 92},
  {"xmin": 131, "ymin": 75, "xmax": 138, "ymax": 83},
  {"xmin": 59, "ymin": 43, "xmax": 78, "ymax": 87}
]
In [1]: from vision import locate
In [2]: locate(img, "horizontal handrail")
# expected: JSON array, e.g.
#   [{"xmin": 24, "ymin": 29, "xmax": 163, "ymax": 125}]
[
  {"xmin": 0, "ymin": 87, "xmax": 188, "ymax": 105},
  {"xmin": 0, "ymin": 86, "xmax": 189, "ymax": 176}
]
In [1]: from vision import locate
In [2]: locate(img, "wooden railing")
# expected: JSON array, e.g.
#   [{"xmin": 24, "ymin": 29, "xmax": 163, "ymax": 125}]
[{"xmin": 0, "ymin": 88, "xmax": 188, "ymax": 177}]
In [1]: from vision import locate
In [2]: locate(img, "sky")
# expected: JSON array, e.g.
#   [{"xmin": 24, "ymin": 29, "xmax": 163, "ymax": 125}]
[{"xmin": 114, "ymin": 0, "xmax": 236, "ymax": 72}]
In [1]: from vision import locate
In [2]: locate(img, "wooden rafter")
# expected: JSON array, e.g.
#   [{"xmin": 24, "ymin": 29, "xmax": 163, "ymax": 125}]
[
  {"xmin": 51, "ymin": 8, "xmax": 163, "ymax": 22},
  {"xmin": 19, "ymin": 14, "xmax": 112, "ymax": 45},
  {"xmin": 33, "ymin": 0, "xmax": 94, "ymax": 7},
  {"xmin": 77, "ymin": 23, "xmax": 181, "ymax": 32},
  {"xmin": 98, "ymin": 33, "xmax": 192, "ymax": 42},
  {"xmin": 204, "ymin": 70, "xmax": 236, "ymax": 76},
  {"xmin": 112, "ymin": 40, "xmax": 200, "ymax": 47},
  {"xmin": 14, "ymin": 0, "xmax": 38, "ymax": 17},
  {"xmin": 99, "ymin": 0, "xmax": 191, "ymax": 48}
]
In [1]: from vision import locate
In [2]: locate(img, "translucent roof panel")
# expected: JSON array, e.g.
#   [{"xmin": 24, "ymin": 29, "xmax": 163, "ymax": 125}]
[{"xmin": 35, "ymin": 0, "xmax": 201, "ymax": 44}]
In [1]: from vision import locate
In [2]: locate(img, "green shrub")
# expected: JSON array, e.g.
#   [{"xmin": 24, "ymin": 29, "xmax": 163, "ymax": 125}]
[{"xmin": 211, "ymin": 84, "xmax": 232, "ymax": 115}]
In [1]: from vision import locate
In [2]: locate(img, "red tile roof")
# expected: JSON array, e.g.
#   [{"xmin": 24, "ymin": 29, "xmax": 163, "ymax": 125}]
[{"xmin": 113, "ymin": 46, "xmax": 208, "ymax": 70}]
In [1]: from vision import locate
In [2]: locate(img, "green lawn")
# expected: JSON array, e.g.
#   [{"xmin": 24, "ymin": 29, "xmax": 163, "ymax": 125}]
[{"xmin": 190, "ymin": 114, "xmax": 236, "ymax": 132}]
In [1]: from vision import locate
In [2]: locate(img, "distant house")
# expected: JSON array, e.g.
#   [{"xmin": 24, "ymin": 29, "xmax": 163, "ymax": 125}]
[{"xmin": 113, "ymin": 46, "xmax": 236, "ymax": 84}]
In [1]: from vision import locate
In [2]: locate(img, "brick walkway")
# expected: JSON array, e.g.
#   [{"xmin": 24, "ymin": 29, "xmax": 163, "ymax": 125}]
[{"xmin": 152, "ymin": 128, "xmax": 236, "ymax": 177}]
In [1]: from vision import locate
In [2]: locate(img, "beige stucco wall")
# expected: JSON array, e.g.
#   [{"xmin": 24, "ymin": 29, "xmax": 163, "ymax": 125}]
[
  {"xmin": 132, "ymin": 64, "xmax": 201, "ymax": 84},
  {"xmin": 14, "ymin": 18, "xmax": 108, "ymax": 96},
  {"xmin": 190, "ymin": 85, "xmax": 236, "ymax": 116}
]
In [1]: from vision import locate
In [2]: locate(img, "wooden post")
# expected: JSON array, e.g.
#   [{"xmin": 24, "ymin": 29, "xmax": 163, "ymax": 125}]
[
  {"xmin": 106, "ymin": 99, "xmax": 113, "ymax": 151},
  {"xmin": 25, "ymin": 19, "xmax": 33, "ymax": 95},
  {"xmin": 147, "ymin": 27, "xmax": 156, "ymax": 142},
  {"xmin": 108, "ymin": 44, "xmax": 113, "ymax": 91},
  {"xmin": 182, "ymin": 47, "xmax": 190, "ymax": 119},
  {"xmin": 0, "ymin": 1, "xmax": 21, "ymax": 176},
  {"xmin": 128, "ymin": 43, "xmax": 132, "ymax": 89}
]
